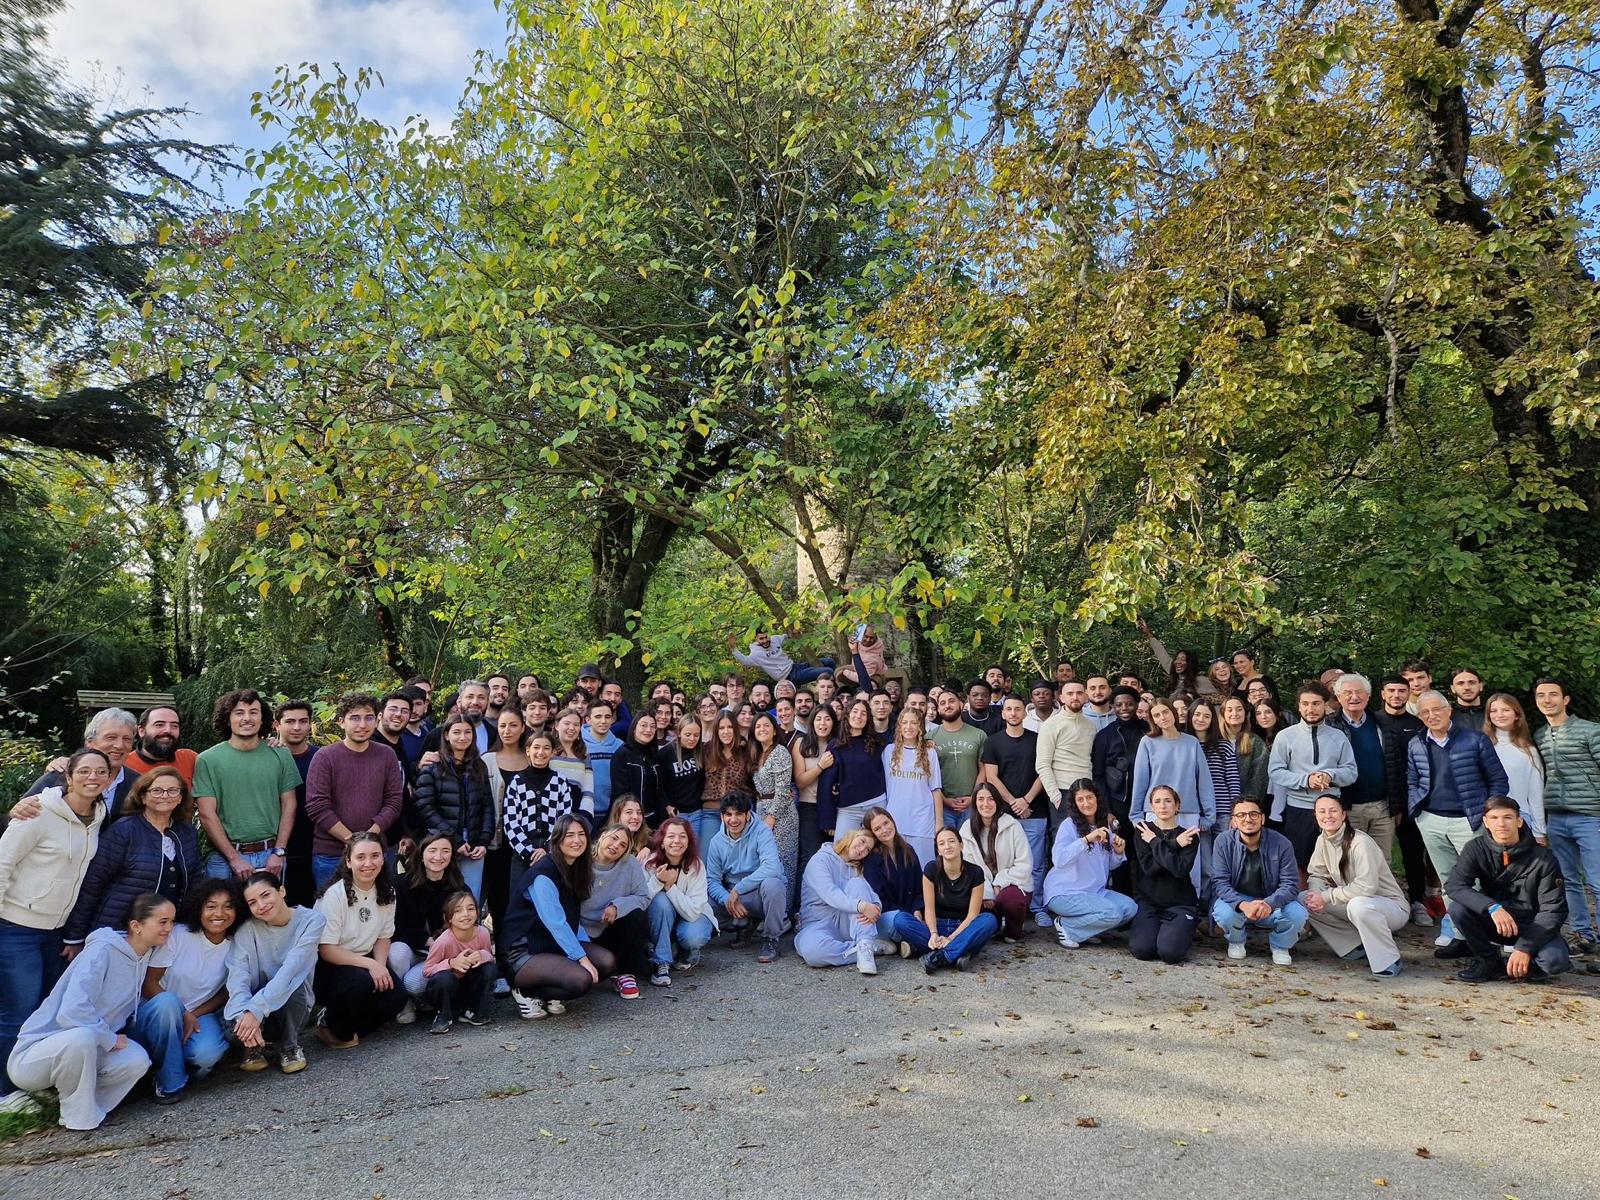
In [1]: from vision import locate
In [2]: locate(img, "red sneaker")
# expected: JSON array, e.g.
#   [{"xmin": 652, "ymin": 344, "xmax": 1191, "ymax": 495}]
[{"xmin": 614, "ymin": 974, "xmax": 641, "ymax": 1000}]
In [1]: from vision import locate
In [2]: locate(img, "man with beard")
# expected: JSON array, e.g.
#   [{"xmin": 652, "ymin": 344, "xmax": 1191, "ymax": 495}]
[
  {"xmin": 1091, "ymin": 686, "xmax": 1146, "ymax": 894},
  {"xmin": 1038, "ymin": 681, "xmax": 1096, "ymax": 828},
  {"xmin": 124, "ymin": 705, "xmax": 197, "ymax": 784},
  {"xmin": 980, "ymin": 694, "xmax": 1048, "ymax": 926},
  {"xmin": 794, "ymin": 688, "xmax": 815, "ymax": 732},
  {"xmin": 273, "ymin": 699, "xmax": 321, "ymax": 908},
  {"xmin": 194, "ymin": 689, "xmax": 301, "ymax": 881},
  {"xmin": 1082, "ymin": 676, "xmax": 1116, "ymax": 732},
  {"xmin": 484, "ymin": 673, "xmax": 512, "ymax": 724}
]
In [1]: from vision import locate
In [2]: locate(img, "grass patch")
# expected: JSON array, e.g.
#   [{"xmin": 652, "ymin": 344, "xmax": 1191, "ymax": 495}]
[
  {"xmin": 483, "ymin": 1084, "xmax": 528, "ymax": 1099},
  {"xmin": 0, "ymin": 1094, "xmax": 57, "ymax": 1140}
]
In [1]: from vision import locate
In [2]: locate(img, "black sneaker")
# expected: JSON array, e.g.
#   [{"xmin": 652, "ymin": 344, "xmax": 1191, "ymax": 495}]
[
  {"xmin": 152, "ymin": 1087, "xmax": 184, "ymax": 1106},
  {"xmin": 923, "ymin": 951, "xmax": 946, "ymax": 975},
  {"xmin": 1457, "ymin": 957, "xmax": 1507, "ymax": 983},
  {"xmin": 430, "ymin": 1014, "xmax": 453, "ymax": 1035},
  {"xmin": 758, "ymin": 938, "xmax": 780, "ymax": 964},
  {"xmin": 951, "ymin": 955, "xmax": 971, "ymax": 972},
  {"xmin": 728, "ymin": 923, "xmax": 749, "ymax": 948},
  {"xmin": 1433, "ymin": 939, "xmax": 1472, "ymax": 960},
  {"xmin": 458, "ymin": 1010, "xmax": 491, "ymax": 1027}
]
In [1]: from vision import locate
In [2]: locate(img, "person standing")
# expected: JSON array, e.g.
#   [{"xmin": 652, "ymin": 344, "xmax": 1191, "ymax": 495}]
[
  {"xmin": 272, "ymin": 700, "xmax": 319, "ymax": 908},
  {"xmin": 1037, "ymin": 681, "xmax": 1097, "ymax": 828},
  {"xmin": 1266, "ymin": 682, "xmax": 1357, "ymax": 866},
  {"xmin": 23, "ymin": 709, "xmax": 140, "ymax": 826},
  {"xmin": 1130, "ymin": 697, "xmax": 1217, "ymax": 841},
  {"xmin": 931, "ymin": 689, "xmax": 986, "ymax": 830},
  {"xmin": 1407, "ymin": 690, "xmax": 1509, "ymax": 956},
  {"xmin": 582, "ymin": 700, "xmax": 626, "ymax": 821},
  {"xmin": 194, "ymin": 689, "xmax": 302, "ymax": 882},
  {"xmin": 817, "ymin": 700, "xmax": 886, "ymax": 838},
  {"xmin": 413, "ymin": 716, "xmax": 495, "ymax": 901},
  {"xmin": 1485, "ymin": 693, "xmax": 1547, "ymax": 843},
  {"xmin": 1375, "ymin": 675, "xmax": 1434, "ymax": 926},
  {"xmin": 123, "ymin": 705, "xmax": 197, "ymax": 785},
  {"xmin": 0, "ymin": 748, "xmax": 109, "ymax": 1107},
  {"xmin": 1325, "ymin": 673, "xmax": 1407, "ymax": 859},
  {"xmin": 1449, "ymin": 669, "xmax": 1488, "ymax": 733},
  {"xmin": 884, "ymin": 711, "xmax": 946, "ymax": 866},
  {"xmin": 305, "ymin": 694, "xmax": 406, "ymax": 890},
  {"xmin": 1532, "ymin": 678, "xmax": 1600, "ymax": 957}
]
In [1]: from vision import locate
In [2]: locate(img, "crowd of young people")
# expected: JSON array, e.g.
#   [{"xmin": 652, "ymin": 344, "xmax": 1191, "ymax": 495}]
[{"xmin": 1, "ymin": 634, "xmax": 1596, "ymax": 1131}]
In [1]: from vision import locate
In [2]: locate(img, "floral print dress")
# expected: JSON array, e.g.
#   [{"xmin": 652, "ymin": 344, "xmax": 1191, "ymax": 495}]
[{"xmin": 752, "ymin": 744, "xmax": 797, "ymax": 894}]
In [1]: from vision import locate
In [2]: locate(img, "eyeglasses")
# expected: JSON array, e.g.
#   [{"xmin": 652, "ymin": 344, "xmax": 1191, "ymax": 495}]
[{"xmin": 145, "ymin": 787, "xmax": 184, "ymax": 798}]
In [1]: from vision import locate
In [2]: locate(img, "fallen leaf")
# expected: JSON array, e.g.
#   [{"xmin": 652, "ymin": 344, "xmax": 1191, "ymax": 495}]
[
  {"xmin": 1366, "ymin": 1020, "xmax": 1397, "ymax": 1031},
  {"xmin": 539, "ymin": 1129, "xmax": 552, "ymax": 1138},
  {"xmin": 1017, "ymin": 1094, "xmax": 1031, "ymax": 1103},
  {"xmin": 1075, "ymin": 1116, "xmax": 1099, "ymax": 1128},
  {"xmin": 1347, "ymin": 1032, "xmax": 1361, "ymax": 1040},
  {"xmin": 1374, "ymin": 1179, "xmax": 1388, "ymax": 1188},
  {"xmin": 1468, "ymin": 1049, "xmax": 1483, "ymax": 1061},
  {"xmin": 750, "ymin": 1086, "xmax": 766, "ymax": 1094},
  {"xmin": 1173, "ymin": 1139, "xmax": 1189, "ymax": 1147},
  {"xmin": 1415, "ymin": 1147, "xmax": 1431, "ymax": 1159}
]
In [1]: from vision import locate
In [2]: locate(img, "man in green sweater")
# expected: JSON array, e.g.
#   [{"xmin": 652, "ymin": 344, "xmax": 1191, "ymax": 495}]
[{"xmin": 1533, "ymin": 678, "xmax": 1600, "ymax": 959}]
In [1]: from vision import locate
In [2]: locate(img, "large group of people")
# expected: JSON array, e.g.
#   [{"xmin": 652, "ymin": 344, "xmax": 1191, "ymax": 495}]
[{"xmin": 1, "ymin": 630, "xmax": 1596, "ymax": 1131}]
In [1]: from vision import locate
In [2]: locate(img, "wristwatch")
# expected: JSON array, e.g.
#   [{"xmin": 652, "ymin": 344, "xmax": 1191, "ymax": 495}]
[{"xmin": 269, "ymin": 846, "xmax": 287, "ymax": 858}]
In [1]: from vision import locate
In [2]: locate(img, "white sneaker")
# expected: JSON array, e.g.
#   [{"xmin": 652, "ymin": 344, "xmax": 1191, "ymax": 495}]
[
  {"xmin": 1227, "ymin": 942, "xmax": 1247, "ymax": 960},
  {"xmin": 543, "ymin": 998, "xmax": 566, "ymax": 1015},
  {"xmin": 1271, "ymin": 948, "xmax": 1294, "ymax": 966},
  {"xmin": 1053, "ymin": 917, "xmax": 1080, "ymax": 950},
  {"xmin": 872, "ymin": 938, "xmax": 898, "ymax": 957},
  {"xmin": 1409, "ymin": 901, "xmax": 1434, "ymax": 928},
  {"xmin": 1434, "ymin": 931, "xmax": 1454, "ymax": 948},
  {"xmin": 0, "ymin": 1090, "xmax": 41, "ymax": 1115},
  {"xmin": 856, "ymin": 943, "xmax": 878, "ymax": 975},
  {"xmin": 394, "ymin": 1000, "xmax": 416, "ymax": 1025},
  {"xmin": 512, "ymin": 990, "xmax": 546, "ymax": 1020}
]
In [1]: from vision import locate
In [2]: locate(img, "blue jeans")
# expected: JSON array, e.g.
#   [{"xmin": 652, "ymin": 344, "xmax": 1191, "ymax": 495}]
[
  {"xmin": 1211, "ymin": 898, "xmax": 1309, "ymax": 950},
  {"xmin": 786, "ymin": 657, "xmax": 837, "ymax": 686},
  {"xmin": 0, "ymin": 919, "xmax": 65, "ymax": 1093},
  {"xmin": 205, "ymin": 847, "xmax": 277, "ymax": 880},
  {"xmin": 128, "ymin": 992, "xmax": 229, "ymax": 1095},
  {"xmin": 680, "ymin": 809, "xmax": 720, "ymax": 849},
  {"xmin": 647, "ymin": 892, "xmax": 715, "ymax": 967},
  {"xmin": 1020, "ymin": 818, "xmax": 1049, "ymax": 916},
  {"xmin": 892, "ymin": 911, "xmax": 999, "ymax": 962},
  {"xmin": 1046, "ymin": 891, "xmax": 1138, "ymax": 943},
  {"xmin": 1546, "ymin": 812, "xmax": 1600, "ymax": 939},
  {"xmin": 313, "ymin": 854, "xmax": 344, "ymax": 890},
  {"xmin": 458, "ymin": 855, "xmax": 485, "ymax": 902}
]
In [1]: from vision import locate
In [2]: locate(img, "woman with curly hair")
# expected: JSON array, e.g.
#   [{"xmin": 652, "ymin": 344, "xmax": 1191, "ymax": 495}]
[{"xmin": 882, "ymin": 710, "xmax": 945, "ymax": 865}]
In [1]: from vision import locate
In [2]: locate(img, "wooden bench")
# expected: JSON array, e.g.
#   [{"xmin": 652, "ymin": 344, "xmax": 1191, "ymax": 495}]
[{"xmin": 75, "ymin": 690, "xmax": 177, "ymax": 714}]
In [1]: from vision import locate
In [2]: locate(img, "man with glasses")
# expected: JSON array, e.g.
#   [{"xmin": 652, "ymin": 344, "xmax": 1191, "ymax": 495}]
[{"xmin": 1210, "ymin": 796, "xmax": 1308, "ymax": 965}]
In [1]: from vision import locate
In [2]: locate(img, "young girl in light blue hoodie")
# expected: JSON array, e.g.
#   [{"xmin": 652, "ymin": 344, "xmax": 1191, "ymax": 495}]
[{"xmin": 7, "ymin": 894, "xmax": 173, "ymax": 1130}]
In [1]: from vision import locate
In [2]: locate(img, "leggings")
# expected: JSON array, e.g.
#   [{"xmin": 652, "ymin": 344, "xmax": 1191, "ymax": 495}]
[
  {"xmin": 513, "ymin": 942, "xmax": 620, "ymax": 1001},
  {"xmin": 1129, "ymin": 901, "xmax": 1198, "ymax": 964}
]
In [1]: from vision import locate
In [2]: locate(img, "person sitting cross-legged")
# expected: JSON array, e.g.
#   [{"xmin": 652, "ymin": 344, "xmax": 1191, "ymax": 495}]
[
  {"xmin": 705, "ymin": 792, "xmax": 789, "ymax": 964},
  {"xmin": 1446, "ymin": 795, "xmax": 1573, "ymax": 984},
  {"xmin": 1209, "ymin": 796, "xmax": 1308, "ymax": 965}
]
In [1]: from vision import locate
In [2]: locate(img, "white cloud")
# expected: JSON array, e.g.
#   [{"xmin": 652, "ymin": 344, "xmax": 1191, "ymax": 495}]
[{"xmin": 44, "ymin": 0, "xmax": 501, "ymax": 148}]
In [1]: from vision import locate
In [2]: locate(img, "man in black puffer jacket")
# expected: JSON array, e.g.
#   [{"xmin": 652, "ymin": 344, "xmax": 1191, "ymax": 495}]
[{"xmin": 1446, "ymin": 796, "xmax": 1571, "ymax": 983}]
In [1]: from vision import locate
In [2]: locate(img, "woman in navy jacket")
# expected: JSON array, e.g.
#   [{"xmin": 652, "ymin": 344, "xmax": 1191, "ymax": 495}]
[
  {"xmin": 62, "ymin": 767, "xmax": 199, "ymax": 951},
  {"xmin": 816, "ymin": 700, "xmax": 887, "ymax": 836},
  {"xmin": 862, "ymin": 806, "xmax": 924, "ymax": 945}
]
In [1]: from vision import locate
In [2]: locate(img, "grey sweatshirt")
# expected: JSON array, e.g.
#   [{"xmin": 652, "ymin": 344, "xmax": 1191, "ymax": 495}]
[
  {"xmin": 15, "ymin": 927, "xmax": 149, "ymax": 1055},
  {"xmin": 223, "ymin": 906, "xmax": 326, "ymax": 1023},
  {"xmin": 580, "ymin": 857, "xmax": 650, "ymax": 936}
]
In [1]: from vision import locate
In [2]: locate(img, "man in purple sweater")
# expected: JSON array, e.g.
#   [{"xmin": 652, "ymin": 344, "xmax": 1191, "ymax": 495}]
[{"xmin": 305, "ymin": 693, "xmax": 404, "ymax": 889}]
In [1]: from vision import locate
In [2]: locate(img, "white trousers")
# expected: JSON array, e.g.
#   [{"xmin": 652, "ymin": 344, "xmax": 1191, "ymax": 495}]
[
  {"xmin": 8, "ymin": 1028, "xmax": 150, "ymax": 1130},
  {"xmin": 1309, "ymin": 895, "xmax": 1410, "ymax": 974}
]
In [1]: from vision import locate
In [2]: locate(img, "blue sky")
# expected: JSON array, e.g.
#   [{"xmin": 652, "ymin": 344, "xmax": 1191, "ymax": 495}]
[{"xmin": 45, "ymin": 0, "xmax": 503, "ymax": 175}]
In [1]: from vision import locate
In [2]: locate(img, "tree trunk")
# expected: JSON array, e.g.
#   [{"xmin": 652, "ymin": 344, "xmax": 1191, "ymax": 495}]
[{"xmin": 589, "ymin": 499, "xmax": 678, "ymax": 700}]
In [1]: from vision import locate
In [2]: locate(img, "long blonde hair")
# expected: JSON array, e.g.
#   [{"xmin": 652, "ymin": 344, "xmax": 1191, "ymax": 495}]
[
  {"xmin": 893, "ymin": 711, "xmax": 931, "ymax": 779},
  {"xmin": 1486, "ymin": 693, "xmax": 1542, "ymax": 771}
]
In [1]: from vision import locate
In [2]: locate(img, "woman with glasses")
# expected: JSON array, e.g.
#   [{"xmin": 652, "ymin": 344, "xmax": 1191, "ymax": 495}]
[{"xmin": 61, "ymin": 766, "xmax": 201, "ymax": 948}]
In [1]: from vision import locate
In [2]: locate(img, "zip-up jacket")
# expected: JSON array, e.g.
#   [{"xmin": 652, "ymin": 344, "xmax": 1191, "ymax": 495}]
[
  {"xmin": 1446, "ymin": 825, "xmax": 1568, "ymax": 954},
  {"xmin": 62, "ymin": 813, "xmax": 199, "ymax": 943}
]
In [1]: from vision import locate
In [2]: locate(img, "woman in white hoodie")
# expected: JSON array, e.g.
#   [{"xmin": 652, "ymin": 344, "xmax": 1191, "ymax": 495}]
[
  {"xmin": 642, "ymin": 816, "xmax": 717, "ymax": 988},
  {"xmin": 0, "ymin": 747, "xmax": 110, "ymax": 1108},
  {"xmin": 960, "ymin": 784, "xmax": 1034, "ymax": 942},
  {"xmin": 6, "ymin": 893, "xmax": 173, "ymax": 1129}
]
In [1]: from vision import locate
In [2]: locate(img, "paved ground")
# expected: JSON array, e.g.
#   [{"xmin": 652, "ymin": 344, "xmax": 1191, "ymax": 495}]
[{"xmin": 2, "ymin": 926, "xmax": 1597, "ymax": 1200}]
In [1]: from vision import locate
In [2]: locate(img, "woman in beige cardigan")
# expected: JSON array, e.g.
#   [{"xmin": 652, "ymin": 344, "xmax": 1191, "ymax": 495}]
[{"xmin": 1303, "ymin": 794, "xmax": 1409, "ymax": 978}]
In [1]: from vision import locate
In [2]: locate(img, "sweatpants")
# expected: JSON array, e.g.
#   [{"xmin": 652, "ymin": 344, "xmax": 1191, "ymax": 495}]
[
  {"xmin": 7, "ymin": 1029, "xmax": 149, "ymax": 1130},
  {"xmin": 1308, "ymin": 894, "xmax": 1409, "ymax": 974},
  {"xmin": 795, "ymin": 877, "xmax": 881, "ymax": 967},
  {"xmin": 1128, "ymin": 901, "xmax": 1197, "ymax": 964}
]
